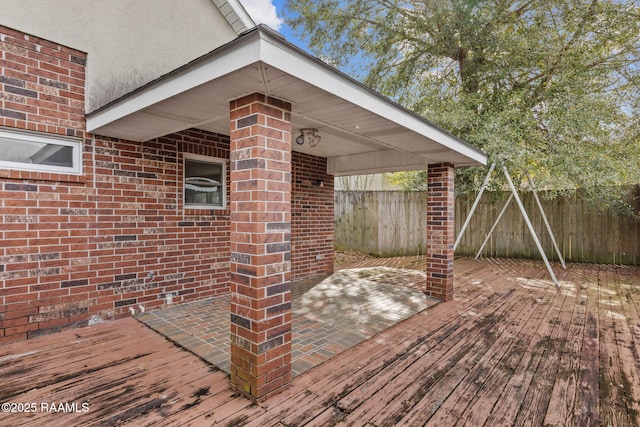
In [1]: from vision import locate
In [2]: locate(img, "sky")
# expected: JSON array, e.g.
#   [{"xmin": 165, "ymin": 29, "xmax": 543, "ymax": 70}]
[{"xmin": 238, "ymin": 0, "xmax": 307, "ymax": 49}]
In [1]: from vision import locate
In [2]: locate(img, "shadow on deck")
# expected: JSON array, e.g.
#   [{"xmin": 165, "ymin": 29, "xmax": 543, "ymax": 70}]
[{"xmin": 1, "ymin": 257, "xmax": 639, "ymax": 426}]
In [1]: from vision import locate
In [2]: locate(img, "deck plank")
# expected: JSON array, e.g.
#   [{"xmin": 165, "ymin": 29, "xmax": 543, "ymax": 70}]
[
  {"xmin": 443, "ymin": 265, "xmax": 552, "ymax": 427},
  {"xmin": 614, "ymin": 266, "xmax": 640, "ymax": 427},
  {"xmin": 528, "ymin": 266, "xmax": 588, "ymax": 425},
  {"xmin": 247, "ymin": 259, "xmax": 517, "ymax": 426},
  {"xmin": 597, "ymin": 265, "xmax": 634, "ymax": 427},
  {"xmin": 422, "ymin": 263, "xmax": 546, "ymax": 426},
  {"xmin": 245, "ymin": 272, "xmax": 510, "ymax": 425},
  {"xmin": 573, "ymin": 263, "xmax": 601, "ymax": 426},
  {"xmin": 453, "ymin": 267, "xmax": 569, "ymax": 426},
  {"xmin": 0, "ymin": 258, "xmax": 638, "ymax": 426},
  {"xmin": 345, "ymin": 266, "xmax": 541, "ymax": 426},
  {"xmin": 0, "ymin": 318, "xmax": 246, "ymax": 427}
]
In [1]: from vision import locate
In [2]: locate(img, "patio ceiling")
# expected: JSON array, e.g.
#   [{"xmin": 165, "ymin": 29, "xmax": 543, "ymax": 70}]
[{"xmin": 86, "ymin": 25, "xmax": 486, "ymax": 176}]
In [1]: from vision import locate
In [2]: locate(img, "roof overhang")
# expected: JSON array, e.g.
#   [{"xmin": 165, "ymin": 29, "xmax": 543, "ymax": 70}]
[{"xmin": 86, "ymin": 25, "xmax": 486, "ymax": 175}]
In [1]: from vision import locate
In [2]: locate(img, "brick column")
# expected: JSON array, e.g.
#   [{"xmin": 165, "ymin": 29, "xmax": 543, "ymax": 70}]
[
  {"xmin": 426, "ymin": 163, "xmax": 455, "ymax": 301},
  {"xmin": 228, "ymin": 93, "xmax": 292, "ymax": 400}
]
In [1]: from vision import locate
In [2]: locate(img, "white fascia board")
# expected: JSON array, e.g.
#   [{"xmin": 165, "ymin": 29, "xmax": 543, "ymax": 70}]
[
  {"xmin": 86, "ymin": 35, "xmax": 263, "ymax": 136},
  {"xmin": 87, "ymin": 27, "xmax": 486, "ymax": 166},
  {"xmin": 327, "ymin": 150, "xmax": 430, "ymax": 176},
  {"xmin": 258, "ymin": 32, "xmax": 486, "ymax": 166}
]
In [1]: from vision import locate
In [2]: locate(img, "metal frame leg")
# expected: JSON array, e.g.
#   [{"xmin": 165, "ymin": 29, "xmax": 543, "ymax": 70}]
[
  {"xmin": 475, "ymin": 193, "xmax": 514, "ymax": 259},
  {"xmin": 454, "ymin": 163, "xmax": 496, "ymax": 251},
  {"xmin": 503, "ymin": 166, "xmax": 559, "ymax": 286},
  {"xmin": 527, "ymin": 174, "xmax": 566, "ymax": 269}
]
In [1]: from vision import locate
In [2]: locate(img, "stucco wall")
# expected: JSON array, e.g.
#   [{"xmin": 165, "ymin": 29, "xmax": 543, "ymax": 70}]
[{"xmin": 0, "ymin": 0, "xmax": 239, "ymax": 111}]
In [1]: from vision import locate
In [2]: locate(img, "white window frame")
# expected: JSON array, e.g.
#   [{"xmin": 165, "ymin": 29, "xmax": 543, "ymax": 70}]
[
  {"xmin": 0, "ymin": 128, "xmax": 82, "ymax": 175},
  {"xmin": 183, "ymin": 153, "xmax": 226, "ymax": 210}
]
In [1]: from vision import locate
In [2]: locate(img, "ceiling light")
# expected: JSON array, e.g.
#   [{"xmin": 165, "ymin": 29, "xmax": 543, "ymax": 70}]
[{"xmin": 295, "ymin": 129, "xmax": 321, "ymax": 148}]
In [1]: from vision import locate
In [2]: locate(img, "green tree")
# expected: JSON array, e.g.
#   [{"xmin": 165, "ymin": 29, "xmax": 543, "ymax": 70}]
[{"xmin": 284, "ymin": 0, "xmax": 640, "ymax": 213}]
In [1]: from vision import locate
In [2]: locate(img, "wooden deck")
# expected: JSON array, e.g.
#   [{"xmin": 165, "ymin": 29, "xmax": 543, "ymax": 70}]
[{"xmin": 1, "ymin": 258, "xmax": 639, "ymax": 426}]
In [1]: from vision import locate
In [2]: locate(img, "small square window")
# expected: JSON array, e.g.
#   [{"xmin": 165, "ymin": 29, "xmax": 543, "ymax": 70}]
[
  {"xmin": 184, "ymin": 154, "xmax": 226, "ymax": 209},
  {"xmin": 0, "ymin": 128, "xmax": 82, "ymax": 175}
]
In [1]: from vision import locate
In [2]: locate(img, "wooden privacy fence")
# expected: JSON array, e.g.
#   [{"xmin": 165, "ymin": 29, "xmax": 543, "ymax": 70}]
[{"xmin": 334, "ymin": 190, "xmax": 640, "ymax": 265}]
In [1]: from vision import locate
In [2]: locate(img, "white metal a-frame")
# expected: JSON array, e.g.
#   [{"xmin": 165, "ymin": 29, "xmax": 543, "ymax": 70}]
[{"xmin": 454, "ymin": 163, "xmax": 566, "ymax": 286}]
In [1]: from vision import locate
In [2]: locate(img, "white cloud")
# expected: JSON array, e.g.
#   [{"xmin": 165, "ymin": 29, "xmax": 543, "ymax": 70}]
[{"xmin": 239, "ymin": 0, "xmax": 283, "ymax": 31}]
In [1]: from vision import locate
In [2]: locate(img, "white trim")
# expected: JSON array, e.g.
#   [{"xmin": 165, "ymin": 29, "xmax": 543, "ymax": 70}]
[
  {"xmin": 257, "ymin": 32, "xmax": 486, "ymax": 165},
  {"xmin": 87, "ymin": 36, "xmax": 261, "ymax": 136},
  {"xmin": 327, "ymin": 150, "xmax": 430, "ymax": 176},
  {"xmin": 0, "ymin": 128, "xmax": 82, "ymax": 175},
  {"xmin": 87, "ymin": 26, "xmax": 486, "ymax": 167},
  {"xmin": 183, "ymin": 153, "xmax": 227, "ymax": 210}
]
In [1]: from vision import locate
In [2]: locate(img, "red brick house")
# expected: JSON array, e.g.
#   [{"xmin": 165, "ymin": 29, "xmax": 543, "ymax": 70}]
[{"xmin": 0, "ymin": 1, "xmax": 485, "ymax": 400}]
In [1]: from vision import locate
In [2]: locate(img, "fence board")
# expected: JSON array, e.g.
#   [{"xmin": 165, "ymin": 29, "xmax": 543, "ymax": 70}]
[{"xmin": 334, "ymin": 190, "xmax": 640, "ymax": 265}]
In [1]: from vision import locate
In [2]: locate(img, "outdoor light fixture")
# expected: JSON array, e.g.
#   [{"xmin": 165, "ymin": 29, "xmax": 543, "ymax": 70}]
[{"xmin": 295, "ymin": 128, "xmax": 321, "ymax": 147}]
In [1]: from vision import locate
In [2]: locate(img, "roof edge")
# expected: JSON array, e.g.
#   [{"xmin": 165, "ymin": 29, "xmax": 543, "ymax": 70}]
[
  {"xmin": 87, "ymin": 25, "xmax": 486, "ymax": 167},
  {"xmin": 254, "ymin": 26, "xmax": 486, "ymax": 165}
]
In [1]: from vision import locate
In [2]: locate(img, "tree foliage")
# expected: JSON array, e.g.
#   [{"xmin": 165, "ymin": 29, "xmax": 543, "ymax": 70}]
[{"xmin": 284, "ymin": 0, "xmax": 640, "ymax": 213}]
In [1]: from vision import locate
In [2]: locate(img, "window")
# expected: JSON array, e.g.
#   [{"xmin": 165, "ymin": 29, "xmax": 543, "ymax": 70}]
[
  {"xmin": 184, "ymin": 154, "xmax": 225, "ymax": 209},
  {"xmin": 0, "ymin": 128, "xmax": 82, "ymax": 175}
]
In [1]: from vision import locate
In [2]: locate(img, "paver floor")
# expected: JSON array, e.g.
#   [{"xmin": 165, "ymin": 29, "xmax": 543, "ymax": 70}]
[{"xmin": 136, "ymin": 264, "xmax": 439, "ymax": 376}]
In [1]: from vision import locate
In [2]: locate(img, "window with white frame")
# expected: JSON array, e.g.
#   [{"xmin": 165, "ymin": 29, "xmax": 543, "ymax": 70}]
[
  {"xmin": 184, "ymin": 154, "xmax": 225, "ymax": 209},
  {"xmin": 0, "ymin": 128, "xmax": 82, "ymax": 175}
]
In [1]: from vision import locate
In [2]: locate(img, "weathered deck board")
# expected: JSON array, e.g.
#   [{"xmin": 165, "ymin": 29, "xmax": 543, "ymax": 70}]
[
  {"xmin": 612, "ymin": 266, "xmax": 640, "ymax": 424},
  {"xmin": 598, "ymin": 265, "xmax": 634, "ymax": 427},
  {"xmin": 460, "ymin": 271, "xmax": 551, "ymax": 425},
  {"xmin": 0, "ymin": 319, "xmax": 261, "ymax": 427},
  {"xmin": 601, "ymin": 265, "xmax": 640, "ymax": 426},
  {"xmin": 520, "ymin": 264, "xmax": 586, "ymax": 427},
  {"xmin": 1, "ymin": 258, "xmax": 639, "ymax": 427},
  {"xmin": 575, "ymin": 264, "xmax": 601, "ymax": 426},
  {"xmin": 419, "ymin": 263, "xmax": 547, "ymax": 426},
  {"xmin": 451, "ymin": 266, "xmax": 568, "ymax": 427},
  {"xmin": 344, "ymin": 266, "xmax": 543, "ymax": 426},
  {"xmin": 248, "ymin": 259, "xmax": 526, "ymax": 426}
]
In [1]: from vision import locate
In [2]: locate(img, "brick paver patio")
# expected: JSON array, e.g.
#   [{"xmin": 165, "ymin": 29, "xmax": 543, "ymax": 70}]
[{"xmin": 136, "ymin": 260, "xmax": 439, "ymax": 376}]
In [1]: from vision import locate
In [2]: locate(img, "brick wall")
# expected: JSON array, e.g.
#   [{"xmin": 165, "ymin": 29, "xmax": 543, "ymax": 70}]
[
  {"xmin": 426, "ymin": 163, "xmax": 455, "ymax": 301},
  {"xmin": 291, "ymin": 152, "xmax": 334, "ymax": 280},
  {"xmin": 0, "ymin": 132, "xmax": 234, "ymax": 342},
  {"xmin": 0, "ymin": 27, "xmax": 233, "ymax": 342},
  {"xmin": 1, "ymin": 26, "xmax": 91, "ymax": 342},
  {"xmin": 88, "ymin": 131, "xmax": 232, "ymax": 313},
  {"xmin": 0, "ymin": 26, "xmax": 337, "ymax": 343},
  {"xmin": 0, "ymin": 26, "xmax": 85, "ymax": 138}
]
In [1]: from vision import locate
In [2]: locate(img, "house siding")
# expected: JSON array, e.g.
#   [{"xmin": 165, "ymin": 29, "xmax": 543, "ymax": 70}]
[
  {"xmin": 0, "ymin": 26, "xmax": 336, "ymax": 343},
  {"xmin": 1, "ymin": 1, "xmax": 239, "ymax": 111}
]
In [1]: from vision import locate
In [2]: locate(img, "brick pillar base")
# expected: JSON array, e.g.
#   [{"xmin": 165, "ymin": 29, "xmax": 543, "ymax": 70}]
[
  {"xmin": 426, "ymin": 163, "xmax": 455, "ymax": 301},
  {"xmin": 228, "ymin": 93, "xmax": 292, "ymax": 401}
]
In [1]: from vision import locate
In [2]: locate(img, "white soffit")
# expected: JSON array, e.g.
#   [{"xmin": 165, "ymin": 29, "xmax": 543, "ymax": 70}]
[{"xmin": 86, "ymin": 26, "xmax": 486, "ymax": 172}]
